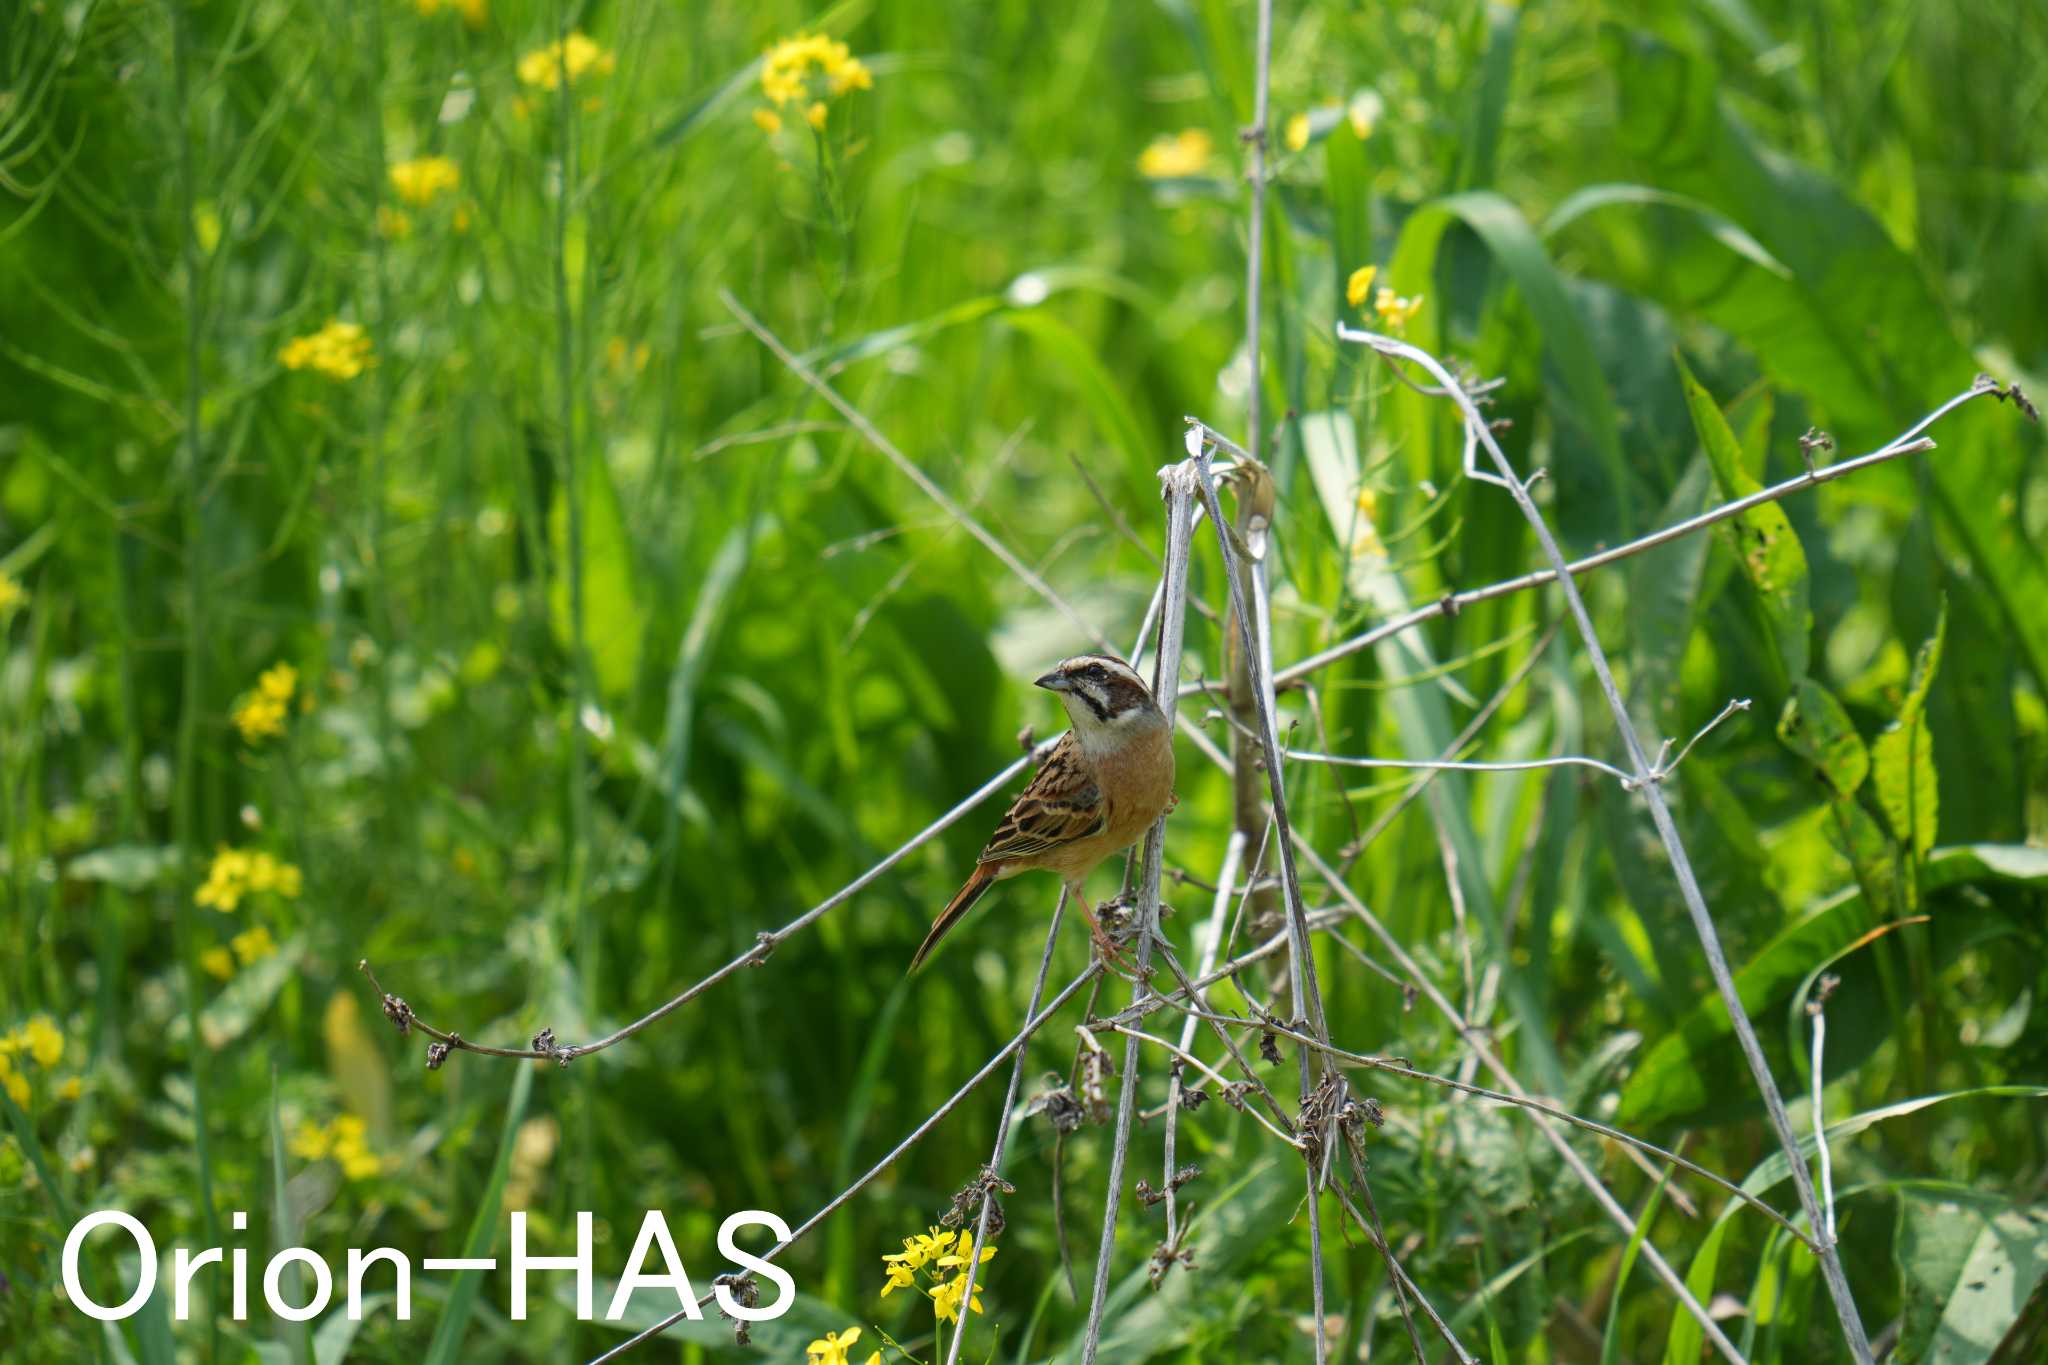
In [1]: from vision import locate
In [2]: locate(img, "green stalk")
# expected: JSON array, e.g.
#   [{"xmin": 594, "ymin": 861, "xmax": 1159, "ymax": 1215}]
[
  {"xmin": 552, "ymin": 3, "xmax": 594, "ymax": 1002},
  {"xmin": 362, "ymin": 0, "xmax": 398, "ymax": 825},
  {"xmin": 168, "ymin": 0, "xmax": 223, "ymax": 1326}
]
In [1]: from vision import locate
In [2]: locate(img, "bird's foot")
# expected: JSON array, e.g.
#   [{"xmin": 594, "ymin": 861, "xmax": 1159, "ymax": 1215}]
[{"xmin": 1088, "ymin": 897, "xmax": 1149, "ymax": 981}]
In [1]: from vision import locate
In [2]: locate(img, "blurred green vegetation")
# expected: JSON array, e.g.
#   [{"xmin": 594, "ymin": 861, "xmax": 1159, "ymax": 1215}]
[{"xmin": 2, "ymin": 0, "xmax": 2046, "ymax": 1362}]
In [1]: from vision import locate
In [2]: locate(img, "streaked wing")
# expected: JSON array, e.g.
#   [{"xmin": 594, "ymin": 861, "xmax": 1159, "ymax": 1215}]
[{"xmin": 977, "ymin": 732, "xmax": 1104, "ymax": 863}]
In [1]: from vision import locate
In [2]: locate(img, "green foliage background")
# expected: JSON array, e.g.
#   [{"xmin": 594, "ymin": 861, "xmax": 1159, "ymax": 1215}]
[{"xmin": 3, "ymin": 0, "xmax": 2046, "ymax": 1361}]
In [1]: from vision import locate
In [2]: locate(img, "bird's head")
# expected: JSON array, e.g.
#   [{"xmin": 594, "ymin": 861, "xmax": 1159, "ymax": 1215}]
[{"xmin": 1035, "ymin": 654, "xmax": 1165, "ymax": 745}]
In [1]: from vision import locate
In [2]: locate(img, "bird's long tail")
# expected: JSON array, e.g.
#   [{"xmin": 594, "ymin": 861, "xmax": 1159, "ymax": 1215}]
[{"xmin": 910, "ymin": 865, "xmax": 997, "ymax": 972}]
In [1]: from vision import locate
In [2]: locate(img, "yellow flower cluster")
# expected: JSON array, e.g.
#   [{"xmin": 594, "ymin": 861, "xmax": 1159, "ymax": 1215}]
[
  {"xmin": 390, "ymin": 155, "xmax": 460, "ymax": 208},
  {"xmin": 201, "ymin": 925, "xmax": 279, "ymax": 980},
  {"xmin": 415, "ymin": 0, "xmax": 486, "ymax": 27},
  {"xmin": 0, "ymin": 1016, "xmax": 67, "ymax": 1108},
  {"xmin": 231, "ymin": 661, "xmax": 299, "ymax": 743},
  {"xmin": 1138, "ymin": 128, "xmax": 1213, "ymax": 178},
  {"xmin": 195, "ymin": 846, "xmax": 303, "ymax": 912},
  {"xmin": 290, "ymin": 1114, "xmax": 383, "ymax": 1180},
  {"xmin": 1373, "ymin": 285, "xmax": 1425, "ymax": 331},
  {"xmin": 881, "ymin": 1226, "xmax": 995, "ymax": 1324},
  {"xmin": 805, "ymin": 1327, "xmax": 878, "ymax": 1365},
  {"xmin": 517, "ymin": 31, "xmax": 614, "ymax": 91},
  {"xmin": 0, "ymin": 570, "xmax": 25, "ymax": 618},
  {"xmin": 279, "ymin": 319, "xmax": 373, "ymax": 381},
  {"xmin": 1343, "ymin": 265, "xmax": 1425, "ymax": 332},
  {"xmin": 754, "ymin": 31, "xmax": 873, "ymax": 134}
]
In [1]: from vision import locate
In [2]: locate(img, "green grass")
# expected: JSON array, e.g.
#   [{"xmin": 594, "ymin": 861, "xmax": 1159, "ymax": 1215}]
[{"xmin": 2, "ymin": 1, "xmax": 2046, "ymax": 1361}]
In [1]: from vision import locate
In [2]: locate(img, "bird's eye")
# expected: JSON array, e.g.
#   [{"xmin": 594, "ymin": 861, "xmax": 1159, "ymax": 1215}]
[{"xmin": 1085, "ymin": 665, "xmax": 1107, "ymax": 680}]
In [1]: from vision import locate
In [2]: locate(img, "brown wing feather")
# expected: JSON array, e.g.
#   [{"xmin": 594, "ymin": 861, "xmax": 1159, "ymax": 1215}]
[{"xmin": 977, "ymin": 731, "xmax": 1106, "ymax": 864}]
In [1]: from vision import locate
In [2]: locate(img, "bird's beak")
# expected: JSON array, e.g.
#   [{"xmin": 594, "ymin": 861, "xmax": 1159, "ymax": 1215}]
[{"xmin": 1034, "ymin": 670, "xmax": 1072, "ymax": 693}]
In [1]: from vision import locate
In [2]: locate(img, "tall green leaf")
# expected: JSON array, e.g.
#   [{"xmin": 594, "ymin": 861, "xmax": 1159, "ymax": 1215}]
[
  {"xmin": 421, "ymin": 1065, "xmax": 534, "ymax": 1365},
  {"xmin": 1871, "ymin": 602, "xmax": 1947, "ymax": 860},
  {"xmin": 1388, "ymin": 191, "xmax": 1632, "ymax": 546},
  {"xmin": 1676, "ymin": 352, "xmax": 1810, "ymax": 687},
  {"xmin": 1602, "ymin": 26, "xmax": 2048, "ymax": 694},
  {"xmin": 550, "ymin": 448, "xmax": 646, "ymax": 702}
]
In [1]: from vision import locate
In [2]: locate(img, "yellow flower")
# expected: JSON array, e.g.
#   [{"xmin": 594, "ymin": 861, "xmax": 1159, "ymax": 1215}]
[
  {"xmin": 452, "ymin": 201, "xmax": 473, "ymax": 234},
  {"xmin": 194, "ymin": 846, "xmax": 301, "ymax": 909},
  {"xmin": 376, "ymin": 206, "xmax": 413, "ymax": 239},
  {"xmin": 232, "ymin": 692, "xmax": 288, "ymax": 742},
  {"xmin": 1138, "ymin": 128, "xmax": 1213, "ymax": 178},
  {"xmin": 517, "ymin": 31, "xmax": 614, "ymax": 91},
  {"xmin": 752, "ymin": 108, "xmax": 782, "ymax": 134},
  {"xmin": 1285, "ymin": 112, "xmax": 1311, "ymax": 152},
  {"xmin": 389, "ymin": 156, "xmax": 460, "ymax": 208},
  {"xmin": 294, "ymin": 1115, "xmax": 383, "ymax": 1179},
  {"xmin": 605, "ymin": 337, "xmax": 649, "ymax": 377},
  {"xmin": 806, "ymin": 1327, "xmax": 863, "ymax": 1365},
  {"xmin": 0, "ymin": 1065, "xmax": 26, "ymax": 1108},
  {"xmin": 244, "ymin": 851, "xmax": 302, "ymax": 898},
  {"xmin": 22, "ymin": 1016, "xmax": 62, "ymax": 1069},
  {"xmin": 231, "ymin": 925, "xmax": 277, "ymax": 966},
  {"xmin": 196, "ymin": 847, "xmax": 251, "ymax": 910},
  {"xmin": 935, "ymin": 1236, "xmax": 995, "ymax": 1273},
  {"xmin": 57, "ymin": 1077, "xmax": 82, "ymax": 1102},
  {"xmin": 329, "ymin": 1115, "xmax": 383, "ymax": 1180},
  {"xmin": 416, "ymin": 0, "xmax": 486, "ymax": 25},
  {"xmin": 0, "ymin": 571, "xmax": 25, "ymax": 617},
  {"xmin": 201, "ymin": 946, "xmax": 235, "ymax": 979},
  {"xmin": 1345, "ymin": 264, "xmax": 1378, "ymax": 309},
  {"xmin": 760, "ymin": 32, "xmax": 872, "ymax": 109},
  {"xmin": 289, "ymin": 1120, "xmax": 332, "ymax": 1161},
  {"xmin": 881, "ymin": 1258, "xmax": 917, "ymax": 1295},
  {"xmin": 259, "ymin": 662, "xmax": 297, "ymax": 703},
  {"xmin": 806, "ymin": 101, "xmax": 828, "ymax": 130},
  {"xmin": 1373, "ymin": 285, "xmax": 1425, "ymax": 332},
  {"xmin": 928, "ymin": 1271, "xmax": 984, "ymax": 1324},
  {"xmin": 279, "ymin": 319, "xmax": 374, "ymax": 381}
]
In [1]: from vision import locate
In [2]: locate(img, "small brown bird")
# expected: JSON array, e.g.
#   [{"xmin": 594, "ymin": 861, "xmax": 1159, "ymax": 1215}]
[{"xmin": 911, "ymin": 653, "xmax": 1176, "ymax": 971}]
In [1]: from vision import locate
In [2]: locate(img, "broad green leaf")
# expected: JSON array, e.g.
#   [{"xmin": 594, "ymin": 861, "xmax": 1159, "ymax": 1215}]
[
  {"xmin": 1740, "ymin": 1087, "xmax": 2048, "ymax": 1196},
  {"xmin": 1618, "ymin": 845, "xmax": 2048, "ymax": 1126},
  {"xmin": 1777, "ymin": 680, "xmax": 1899, "ymax": 915},
  {"xmin": 1001, "ymin": 308, "xmax": 1156, "ymax": 479},
  {"xmin": 1388, "ymin": 192, "xmax": 1632, "ymax": 546},
  {"xmin": 1871, "ymin": 602, "xmax": 1947, "ymax": 859},
  {"xmin": 550, "ymin": 446, "xmax": 646, "ymax": 702},
  {"xmin": 1776, "ymin": 680, "xmax": 1867, "ymax": 799},
  {"xmin": 1677, "ymin": 351, "xmax": 1810, "ymax": 685},
  {"xmin": 1602, "ymin": 27, "xmax": 2048, "ymax": 695},
  {"xmin": 1456, "ymin": 5, "xmax": 1519, "ymax": 191},
  {"xmin": 1897, "ymin": 1191, "xmax": 2048, "ymax": 1364}
]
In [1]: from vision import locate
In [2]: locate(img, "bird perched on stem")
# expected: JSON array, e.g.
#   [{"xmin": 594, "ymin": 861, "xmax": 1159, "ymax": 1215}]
[{"xmin": 911, "ymin": 654, "xmax": 1176, "ymax": 973}]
